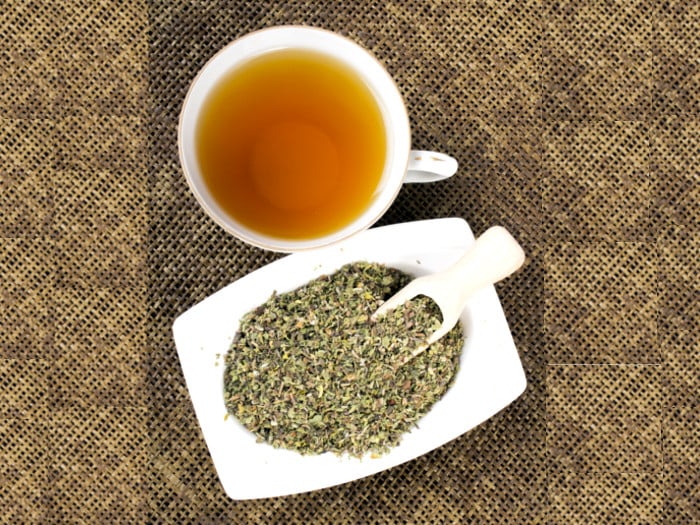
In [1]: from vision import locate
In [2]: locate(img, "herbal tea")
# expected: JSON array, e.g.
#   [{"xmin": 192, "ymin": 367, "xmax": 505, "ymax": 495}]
[
  {"xmin": 223, "ymin": 262, "xmax": 464, "ymax": 457},
  {"xmin": 196, "ymin": 50, "xmax": 387, "ymax": 240}
]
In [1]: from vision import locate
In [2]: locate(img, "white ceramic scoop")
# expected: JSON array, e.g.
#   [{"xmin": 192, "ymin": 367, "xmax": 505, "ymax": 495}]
[{"xmin": 372, "ymin": 225, "xmax": 526, "ymax": 363}]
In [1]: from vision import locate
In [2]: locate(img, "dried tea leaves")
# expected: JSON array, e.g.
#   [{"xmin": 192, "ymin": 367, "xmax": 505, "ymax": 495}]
[{"xmin": 223, "ymin": 262, "xmax": 464, "ymax": 457}]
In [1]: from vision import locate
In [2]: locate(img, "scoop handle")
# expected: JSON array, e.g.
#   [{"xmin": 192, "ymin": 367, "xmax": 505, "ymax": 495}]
[{"xmin": 445, "ymin": 226, "xmax": 526, "ymax": 304}]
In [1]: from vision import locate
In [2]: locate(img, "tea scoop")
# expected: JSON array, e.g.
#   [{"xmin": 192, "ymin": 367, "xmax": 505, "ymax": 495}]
[{"xmin": 372, "ymin": 226, "xmax": 526, "ymax": 363}]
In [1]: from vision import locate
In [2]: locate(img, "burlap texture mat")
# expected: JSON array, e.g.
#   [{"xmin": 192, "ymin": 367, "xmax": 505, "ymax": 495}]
[{"xmin": 2, "ymin": 1, "xmax": 698, "ymax": 522}]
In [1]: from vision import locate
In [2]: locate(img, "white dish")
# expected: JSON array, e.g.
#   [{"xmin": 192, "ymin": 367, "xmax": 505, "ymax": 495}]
[{"xmin": 173, "ymin": 218, "xmax": 526, "ymax": 500}]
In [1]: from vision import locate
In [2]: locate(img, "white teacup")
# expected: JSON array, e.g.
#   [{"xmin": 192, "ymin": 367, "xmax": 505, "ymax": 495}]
[{"xmin": 179, "ymin": 26, "xmax": 457, "ymax": 252}]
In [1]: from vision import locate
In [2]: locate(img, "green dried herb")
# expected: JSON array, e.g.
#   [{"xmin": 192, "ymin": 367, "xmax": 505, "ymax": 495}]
[{"xmin": 223, "ymin": 262, "xmax": 464, "ymax": 457}]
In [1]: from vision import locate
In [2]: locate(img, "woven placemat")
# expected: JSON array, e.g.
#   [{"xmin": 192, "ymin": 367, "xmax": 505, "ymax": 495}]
[
  {"xmin": 2, "ymin": 0, "xmax": 698, "ymax": 522},
  {"xmin": 147, "ymin": 2, "xmax": 545, "ymax": 522}
]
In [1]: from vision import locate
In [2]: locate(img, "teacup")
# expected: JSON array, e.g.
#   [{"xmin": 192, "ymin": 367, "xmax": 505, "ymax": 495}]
[{"xmin": 179, "ymin": 26, "xmax": 457, "ymax": 252}]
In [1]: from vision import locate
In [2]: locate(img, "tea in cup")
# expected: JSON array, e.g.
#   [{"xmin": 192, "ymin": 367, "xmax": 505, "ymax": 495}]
[{"xmin": 179, "ymin": 26, "xmax": 457, "ymax": 252}]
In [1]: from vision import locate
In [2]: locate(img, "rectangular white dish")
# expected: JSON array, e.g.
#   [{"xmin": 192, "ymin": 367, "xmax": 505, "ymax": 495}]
[{"xmin": 172, "ymin": 218, "xmax": 526, "ymax": 499}]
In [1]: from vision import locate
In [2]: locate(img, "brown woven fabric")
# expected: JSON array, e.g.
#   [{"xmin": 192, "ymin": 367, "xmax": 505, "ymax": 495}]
[{"xmin": 2, "ymin": 0, "xmax": 698, "ymax": 522}]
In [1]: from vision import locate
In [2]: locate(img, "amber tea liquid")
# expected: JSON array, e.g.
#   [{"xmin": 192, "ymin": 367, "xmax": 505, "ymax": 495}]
[{"xmin": 195, "ymin": 49, "xmax": 387, "ymax": 240}]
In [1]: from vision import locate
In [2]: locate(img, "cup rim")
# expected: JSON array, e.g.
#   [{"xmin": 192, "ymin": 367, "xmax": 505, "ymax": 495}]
[{"xmin": 178, "ymin": 25, "xmax": 411, "ymax": 252}]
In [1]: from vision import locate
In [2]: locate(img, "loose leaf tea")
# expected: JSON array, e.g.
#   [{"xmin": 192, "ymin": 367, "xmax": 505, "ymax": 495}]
[{"xmin": 223, "ymin": 262, "xmax": 464, "ymax": 457}]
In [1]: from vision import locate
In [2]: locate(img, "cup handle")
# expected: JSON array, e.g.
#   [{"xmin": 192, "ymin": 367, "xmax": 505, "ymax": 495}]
[{"xmin": 404, "ymin": 150, "xmax": 458, "ymax": 183}]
